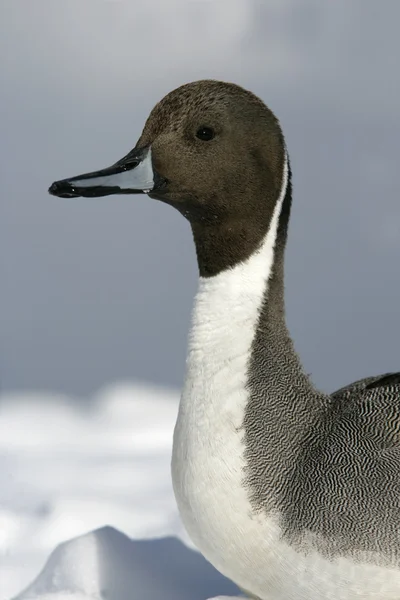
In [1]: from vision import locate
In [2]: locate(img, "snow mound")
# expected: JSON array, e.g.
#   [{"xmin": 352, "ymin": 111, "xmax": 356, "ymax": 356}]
[
  {"xmin": 15, "ymin": 527, "xmax": 110, "ymax": 599},
  {"xmin": 1, "ymin": 384, "xmax": 240, "ymax": 600},
  {"xmin": 15, "ymin": 526, "xmax": 239, "ymax": 600}
]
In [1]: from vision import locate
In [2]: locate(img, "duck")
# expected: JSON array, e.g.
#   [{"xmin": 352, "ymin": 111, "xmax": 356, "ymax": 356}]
[{"xmin": 49, "ymin": 80, "xmax": 400, "ymax": 600}]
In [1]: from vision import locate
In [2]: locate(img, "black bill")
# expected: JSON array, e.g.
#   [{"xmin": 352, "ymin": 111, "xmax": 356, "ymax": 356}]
[{"xmin": 48, "ymin": 147, "xmax": 156, "ymax": 198}]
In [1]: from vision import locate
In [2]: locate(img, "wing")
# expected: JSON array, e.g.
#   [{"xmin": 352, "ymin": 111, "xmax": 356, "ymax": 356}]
[
  {"xmin": 364, "ymin": 372, "xmax": 400, "ymax": 390},
  {"xmin": 331, "ymin": 371, "xmax": 400, "ymax": 400},
  {"xmin": 331, "ymin": 371, "xmax": 400, "ymax": 449}
]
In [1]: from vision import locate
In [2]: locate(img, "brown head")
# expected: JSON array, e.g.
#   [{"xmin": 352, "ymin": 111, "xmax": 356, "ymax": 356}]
[{"xmin": 49, "ymin": 80, "xmax": 290, "ymax": 276}]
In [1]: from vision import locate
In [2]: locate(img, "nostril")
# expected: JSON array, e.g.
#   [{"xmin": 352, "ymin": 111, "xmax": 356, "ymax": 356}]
[{"xmin": 118, "ymin": 159, "xmax": 140, "ymax": 172}]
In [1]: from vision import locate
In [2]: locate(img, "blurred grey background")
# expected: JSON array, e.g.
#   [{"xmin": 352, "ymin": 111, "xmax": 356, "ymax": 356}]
[{"xmin": 1, "ymin": 0, "xmax": 399, "ymax": 397}]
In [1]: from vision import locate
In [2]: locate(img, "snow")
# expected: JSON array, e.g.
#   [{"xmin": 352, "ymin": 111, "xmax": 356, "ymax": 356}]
[{"xmin": 0, "ymin": 384, "xmax": 239, "ymax": 600}]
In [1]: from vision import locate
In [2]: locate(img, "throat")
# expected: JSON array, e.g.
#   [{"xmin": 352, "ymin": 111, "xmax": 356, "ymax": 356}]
[{"xmin": 186, "ymin": 215, "xmax": 286, "ymax": 390}]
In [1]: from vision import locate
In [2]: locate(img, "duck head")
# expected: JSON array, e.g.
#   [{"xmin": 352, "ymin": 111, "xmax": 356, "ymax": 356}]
[{"xmin": 49, "ymin": 80, "xmax": 290, "ymax": 276}]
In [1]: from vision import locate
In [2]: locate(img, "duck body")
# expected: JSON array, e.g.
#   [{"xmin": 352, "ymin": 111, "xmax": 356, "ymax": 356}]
[
  {"xmin": 49, "ymin": 80, "xmax": 400, "ymax": 600},
  {"xmin": 171, "ymin": 153, "xmax": 400, "ymax": 600}
]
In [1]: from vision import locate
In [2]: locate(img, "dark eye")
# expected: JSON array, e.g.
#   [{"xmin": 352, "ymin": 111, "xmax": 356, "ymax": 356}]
[{"xmin": 196, "ymin": 126, "xmax": 215, "ymax": 141}]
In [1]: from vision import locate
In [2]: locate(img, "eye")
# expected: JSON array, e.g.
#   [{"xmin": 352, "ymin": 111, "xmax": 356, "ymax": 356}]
[{"xmin": 196, "ymin": 126, "xmax": 215, "ymax": 141}]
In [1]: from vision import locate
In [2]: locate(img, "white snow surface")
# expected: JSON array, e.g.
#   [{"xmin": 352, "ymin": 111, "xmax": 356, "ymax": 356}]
[{"xmin": 0, "ymin": 384, "xmax": 239, "ymax": 600}]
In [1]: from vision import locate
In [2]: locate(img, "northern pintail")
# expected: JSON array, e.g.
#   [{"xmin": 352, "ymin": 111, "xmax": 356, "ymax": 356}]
[{"xmin": 49, "ymin": 80, "xmax": 400, "ymax": 600}]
